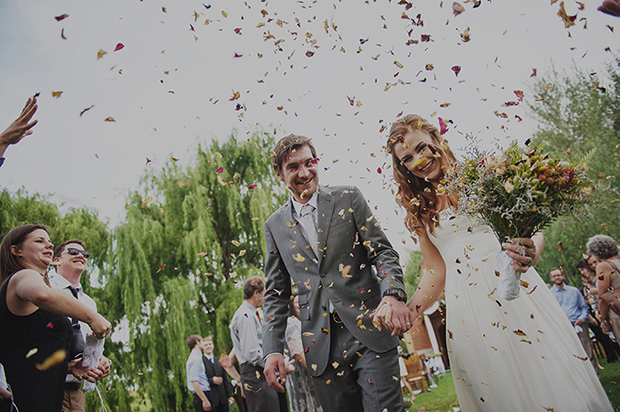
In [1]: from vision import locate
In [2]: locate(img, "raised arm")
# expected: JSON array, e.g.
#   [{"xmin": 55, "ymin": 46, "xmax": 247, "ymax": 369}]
[
  {"xmin": 8, "ymin": 270, "xmax": 110, "ymax": 338},
  {"xmin": 0, "ymin": 97, "xmax": 38, "ymax": 160}
]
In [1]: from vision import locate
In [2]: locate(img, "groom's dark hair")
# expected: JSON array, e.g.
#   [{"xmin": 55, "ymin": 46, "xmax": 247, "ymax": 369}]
[{"xmin": 271, "ymin": 134, "xmax": 317, "ymax": 174}]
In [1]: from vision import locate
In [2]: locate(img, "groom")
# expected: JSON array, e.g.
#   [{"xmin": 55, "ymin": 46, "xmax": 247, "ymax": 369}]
[{"xmin": 262, "ymin": 134, "xmax": 411, "ymax": 412}]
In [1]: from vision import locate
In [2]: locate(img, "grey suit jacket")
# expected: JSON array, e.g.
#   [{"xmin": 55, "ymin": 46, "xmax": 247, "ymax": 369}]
[{"xmin": 262, "ymin": 185, "xmax": 405, "ymax": 376}]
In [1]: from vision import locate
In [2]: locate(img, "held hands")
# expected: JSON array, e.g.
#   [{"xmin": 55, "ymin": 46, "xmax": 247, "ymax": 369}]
[
  {"xmin": 370, "ymin": 296, "xmax": 413, "ymax": 336},
  {"xmin": 502, "ymin": 238, "xmax": 538, "ymax": 273},
  {"xmin": 264, "ymin": 354, "xmax": 287, "ymax": 393}
]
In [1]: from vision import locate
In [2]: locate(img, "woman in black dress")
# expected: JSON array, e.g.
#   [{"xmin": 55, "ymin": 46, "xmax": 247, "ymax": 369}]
[{"xmin": 0, "ymin": 224, "xmax": 111, "ymax": 412}]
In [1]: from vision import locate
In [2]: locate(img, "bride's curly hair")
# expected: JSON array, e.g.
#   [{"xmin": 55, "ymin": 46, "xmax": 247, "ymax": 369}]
[{"xmin": 386, "ymin": 114, "xmax": 458, "ymax": 240}]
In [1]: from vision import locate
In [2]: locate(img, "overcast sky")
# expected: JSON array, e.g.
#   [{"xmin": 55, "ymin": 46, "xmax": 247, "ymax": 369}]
[{"xmin": 0, "ymin": 0, "xmax": 617, "ymax": 257}]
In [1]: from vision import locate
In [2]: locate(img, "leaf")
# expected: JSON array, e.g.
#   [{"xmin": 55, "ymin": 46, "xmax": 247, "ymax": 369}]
[
  {"xmin": 460, "ymin": 27, "xmax": 471, "ymax": 42},
  {"xmin": 55, "ymin": 14, "xmax": 69, "ymax": 21},
  {"xmin": 114, "ymin": 43, "xmax": 125, "ymax": 52},
  {"xmin": 141, "ymin": 197, "xmax": 152, "ymax": 208},
  {"xmin": 557, "ymin": 1, "xmax": 577, "ymax": 28},
  {"xmin": 104, "ymin": 117, "xmax": 116, "ymax": 122},
  {"xmin": 97, "ymin": 49, "xmax": 107, "ymax": 60},
  {"xmin": 80, "ymin": 105, "xmax": 94, "ymax": 117},
  {"xmin": 453, "ymin": 2, "xmax": 465, "ymax": 15},
  {"xmin": 51, "ymin": 91, "xmax": 63, "ymax": 98}
]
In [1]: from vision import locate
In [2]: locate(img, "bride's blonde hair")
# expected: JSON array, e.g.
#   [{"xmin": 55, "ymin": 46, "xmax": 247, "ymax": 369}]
[{"xmin": 386, "ymin": 114, "xmax": 458, "ymax": 239}]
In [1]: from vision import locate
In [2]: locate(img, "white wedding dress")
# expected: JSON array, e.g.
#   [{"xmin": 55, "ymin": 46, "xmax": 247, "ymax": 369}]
[{"xmin": 429, "ymin": 210, "xmax": 613, "ymax": 412}]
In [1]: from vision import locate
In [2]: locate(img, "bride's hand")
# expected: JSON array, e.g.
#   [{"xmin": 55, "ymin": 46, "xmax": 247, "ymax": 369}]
[
  {"xmin": 503, "ymin": 238, "xmax": 538, "ymax": 273},
  {"xmin": 370, "ymin": 301, "xmax": 393, "ymax": 332}
]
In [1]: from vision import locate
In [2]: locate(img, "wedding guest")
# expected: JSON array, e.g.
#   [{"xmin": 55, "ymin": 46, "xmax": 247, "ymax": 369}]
[
  {"xmin": 186, "ymin": 334, "xmax": 212, "ymax": 412},
  {"xmin": 50, "ymin": 239, "xmax": 111, "ymax": 412},
  {"xmin": 219, "ymin": 348, "xmax": 247, "ymax": 412},
  {"xmin": 587, "ymin": 235, "xmax": 620, "ymax": 345},
  {"xmin": 262, "ymin": 134, "xmax": 410, "ymax": 412},
  {"xmin": 284, "ymin": 293, "xmax": 323, "ymax": 412},
  {"xmin": 397, "ymin": 346, "xmax": 416, "ymax": 401},
  {"xmin": 550, "ymin": 268, "xmax": 599, "ymax": 375},
  {"xmin": 230, "ymin": 277, "xmax": 279, "ymax": 412},
  {"xmin": 374, "ymin": 114, "xmax": 612, "ymax": 411},
  {"xmin": 577, "ymin": 259, "xmax": 620, "ymax": 363},
  {"xmin": 0, "ymin": 96, "xmax": 38, "ymax": 168},
  {"xmin": 0, "ymin": 224, "xmax": 110, "ymax": 412},
  {"xmin": 201, "ymin": 336, "xmax": 234, "ymax": 412}
]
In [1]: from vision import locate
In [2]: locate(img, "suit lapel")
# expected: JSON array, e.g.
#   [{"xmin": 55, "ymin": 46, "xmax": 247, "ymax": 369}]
[
  {"xmin": 278, "ymin": 198, "xmax": 317, "ymax": 262},
  {"xmin": 317, "ymin": 186, "xmax": 335, "ymax": 267}
]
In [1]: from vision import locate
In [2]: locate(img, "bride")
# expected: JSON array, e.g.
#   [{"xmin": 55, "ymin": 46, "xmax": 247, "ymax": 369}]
[{"xmin": 373, "ymin": 114, "xmax": 612, "ymax": 412}]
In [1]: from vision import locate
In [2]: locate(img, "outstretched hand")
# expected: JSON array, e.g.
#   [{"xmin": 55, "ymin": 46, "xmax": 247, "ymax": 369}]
[
  {"xmin": 370, "ymin": 296, "xmax": 412, "ymax": 336},
  {"xmin": 599, "ymin": 0, "xmax": 620, "ymax": 16},
  {"xmin": 0, "ymin": 97, "xmax": 38, "ymax": 154}
]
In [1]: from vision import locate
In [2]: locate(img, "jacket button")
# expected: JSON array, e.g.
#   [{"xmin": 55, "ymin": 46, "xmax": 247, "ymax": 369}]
[{"xmin": 320, "ymin": 272, "xmax": 326, "ymax": 278}]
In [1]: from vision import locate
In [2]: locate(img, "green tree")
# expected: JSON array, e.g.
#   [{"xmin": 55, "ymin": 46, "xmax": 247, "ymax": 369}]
[
  {"xmin": 100, "ymin": 129, "xmax": 287, "ymax": 411},
  {"xmin": 403, "ymin": 249, "xmax": 424, "ymax": 299},
  {"xmin": 528, "ymin": 59, "xmax": 620, "ymax": 284}
]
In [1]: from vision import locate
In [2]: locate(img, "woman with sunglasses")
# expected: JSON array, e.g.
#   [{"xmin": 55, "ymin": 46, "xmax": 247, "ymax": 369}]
[{"xmin": 0, "ymin": 224, "xmax": 111, "ymax": 412}]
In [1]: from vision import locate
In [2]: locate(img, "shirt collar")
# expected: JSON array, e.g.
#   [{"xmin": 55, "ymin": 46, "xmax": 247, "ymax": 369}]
[
  {"xmin": 49, "ymin": 272, "xmax": 80, "ymax": 291},
  {"xmin": 291, "ymin": 192, "xmax": 318, "ymax": 217}
]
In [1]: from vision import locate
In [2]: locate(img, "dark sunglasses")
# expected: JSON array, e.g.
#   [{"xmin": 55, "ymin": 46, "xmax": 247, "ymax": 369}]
[{"xmin": 63, "ymin": 248, "xmax": 90, "ymax": 258}]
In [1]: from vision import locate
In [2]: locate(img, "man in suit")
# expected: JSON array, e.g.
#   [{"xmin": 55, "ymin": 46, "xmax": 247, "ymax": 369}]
[
  {"xmin": 262, "ymin": 134, "xmax": 412, "ymax": 412},
  {"xmin": 201, "ymin": 336, "xmax": 234, "ymax": 412}
]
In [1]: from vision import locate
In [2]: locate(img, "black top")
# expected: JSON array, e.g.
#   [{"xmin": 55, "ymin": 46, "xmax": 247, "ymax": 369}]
[{"xmin": 0, "ymin": 274, "xmax": 71, "ymax": 412}]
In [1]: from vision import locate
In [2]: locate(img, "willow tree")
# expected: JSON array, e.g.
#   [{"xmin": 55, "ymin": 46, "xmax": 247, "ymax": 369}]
[
  {"xmin": 528, "ymin": 59, "xmax": 620, "ymax": 282},
  {"xmin": 100, "ymin": 129, "xmax": 287, "ymax": 411}
]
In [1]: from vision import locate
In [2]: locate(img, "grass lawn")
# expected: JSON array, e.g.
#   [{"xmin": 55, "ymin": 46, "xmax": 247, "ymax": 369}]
[
  {"xmin": 600, "ymin": 358, "xmax": 620, "ymax": 409},
  {"xmin": 406, "ymin": 359, "xmax": 620, "ymax": 412},
  {"xmin": 406, "ymin": 372, "xmax": 459, "ymax": 412}
]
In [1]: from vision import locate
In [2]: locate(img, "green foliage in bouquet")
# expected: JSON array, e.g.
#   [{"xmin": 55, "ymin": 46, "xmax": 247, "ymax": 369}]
[{"xmin": 451, "ymin": 141, "xmax": 598, "ymax": 242}]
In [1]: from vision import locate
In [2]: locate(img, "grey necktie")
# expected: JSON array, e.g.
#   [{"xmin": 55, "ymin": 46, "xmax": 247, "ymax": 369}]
[{"xmin": 299, "ymin": 203, "xmax": 318, "ymax": 256}]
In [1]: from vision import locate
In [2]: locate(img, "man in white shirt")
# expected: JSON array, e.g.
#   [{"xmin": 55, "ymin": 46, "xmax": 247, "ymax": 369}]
[
  {"xmin": 230, "ymin": 277, "xmax": 280, "ymax": 412},
  {"xmin": 50, "ymin": 239, "xmax": 111, "ymax": 412},
  {"xmin": 186, "ymin": 335, "xmax": 212, "ymax": 412}
]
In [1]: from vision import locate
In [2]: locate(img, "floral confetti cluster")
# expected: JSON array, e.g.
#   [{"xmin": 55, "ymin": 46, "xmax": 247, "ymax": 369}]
[{"xmin": 449, "ymin": 141, "xmax": 599, "ymax": 241}]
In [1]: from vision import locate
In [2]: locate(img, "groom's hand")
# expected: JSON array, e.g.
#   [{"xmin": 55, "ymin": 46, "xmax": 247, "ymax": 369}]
[
  {"xmin": 265, "ymin": 354, "xmax": 287, "ymax": 393},
  {"xmin": 380, "ymin": 295, "xmax": 413, "ymax": 337}
]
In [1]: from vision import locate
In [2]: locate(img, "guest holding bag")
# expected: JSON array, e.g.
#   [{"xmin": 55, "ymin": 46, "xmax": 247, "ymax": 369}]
[
  {"xmin": 0, "ymin": 224, "xmax": 111, "ymax": 412},
  {"xmin": 588, "ymin": 235, "xmax": 620, "ymax": 340}
]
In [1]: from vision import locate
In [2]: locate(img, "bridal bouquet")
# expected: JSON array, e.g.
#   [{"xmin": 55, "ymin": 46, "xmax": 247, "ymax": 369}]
[{"xmin": 449, "ymin": 141, "xmax": 597, "ymax": 299}]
